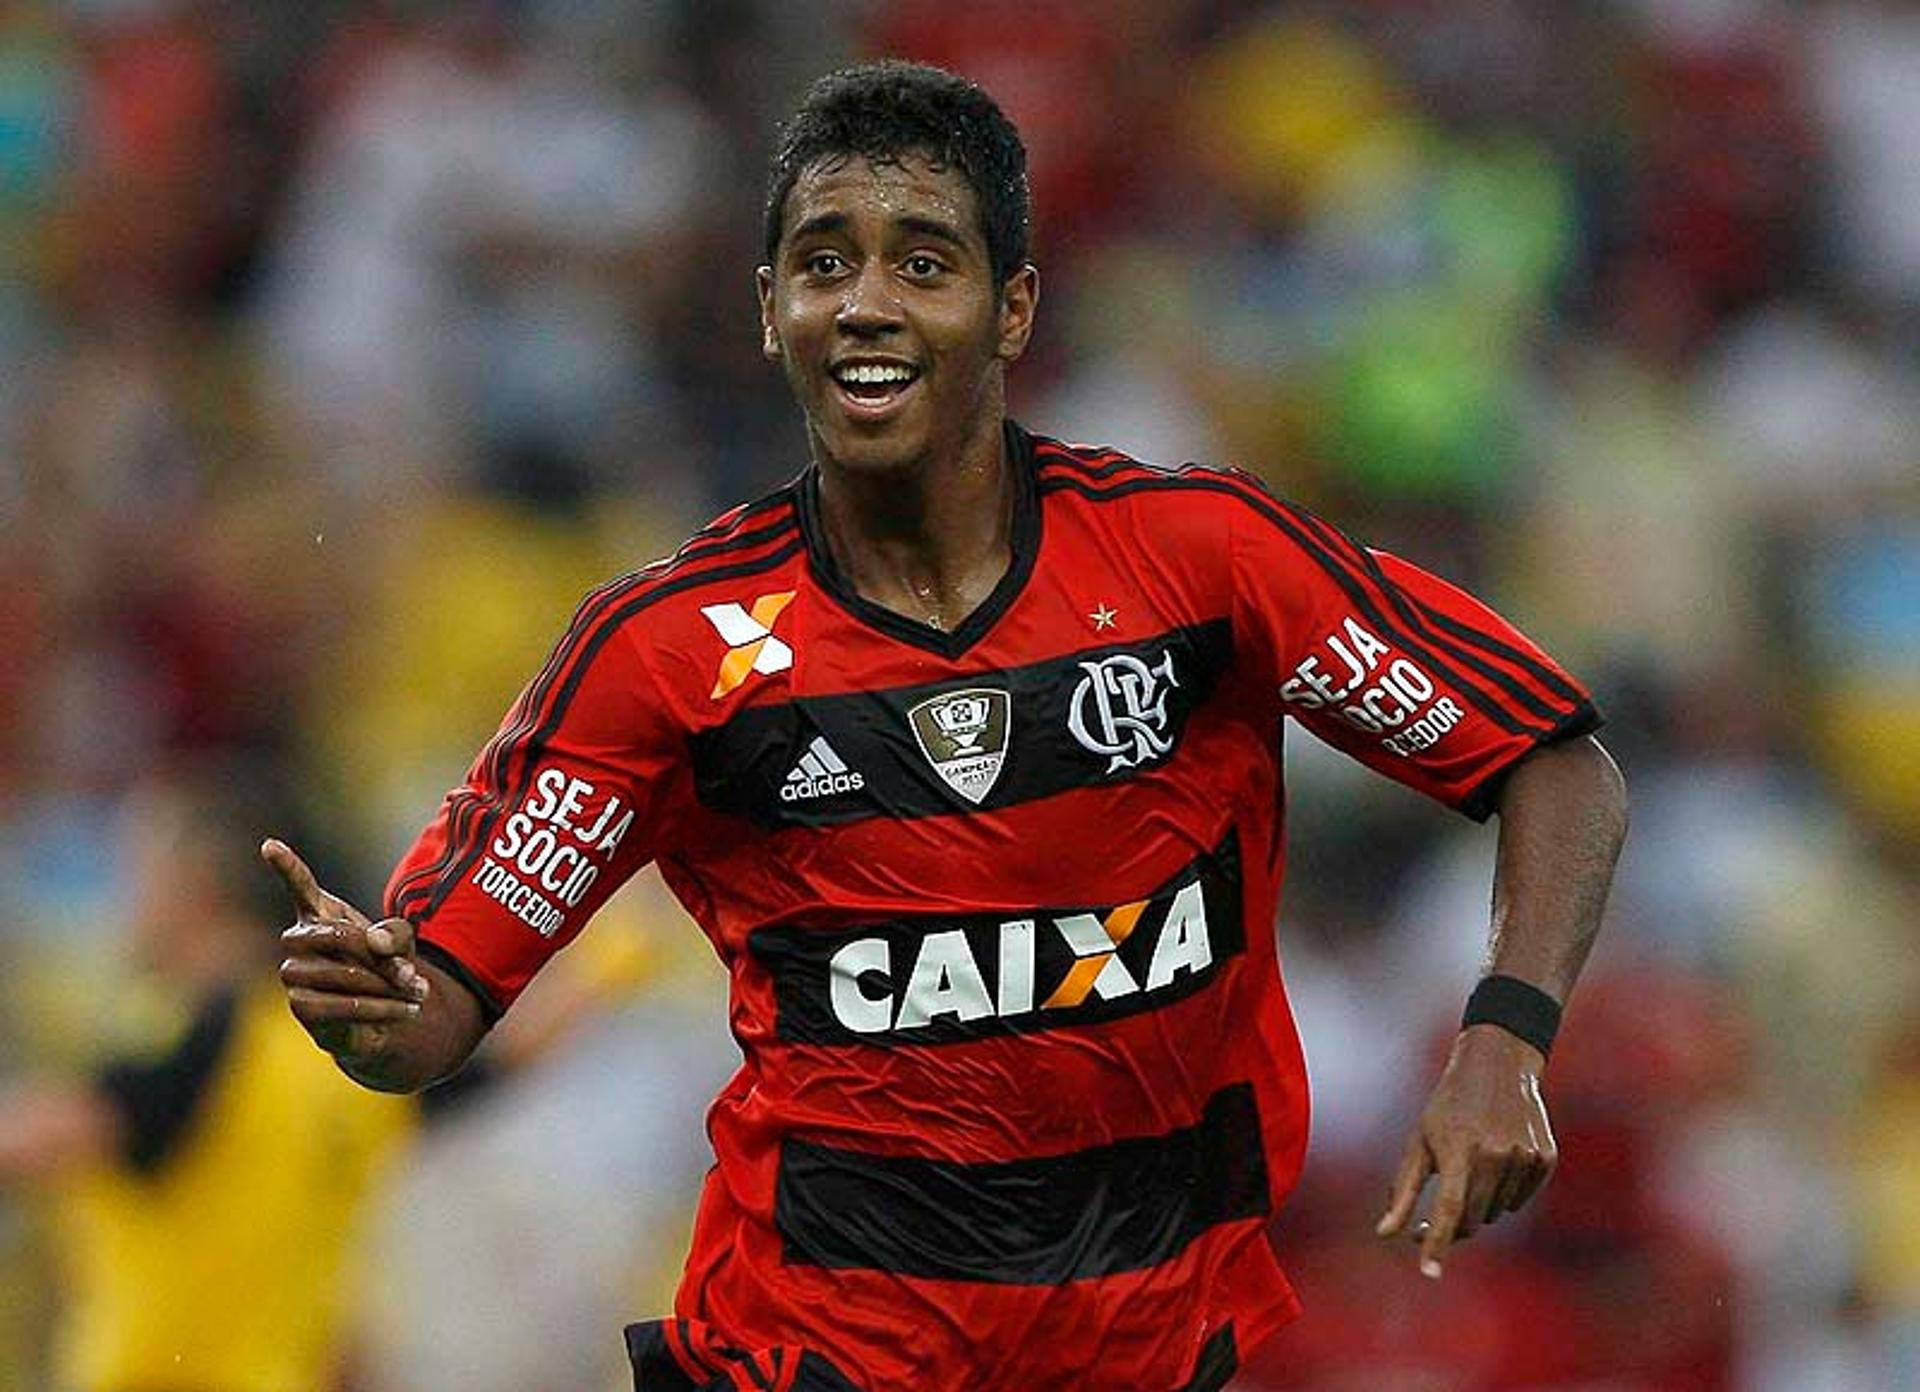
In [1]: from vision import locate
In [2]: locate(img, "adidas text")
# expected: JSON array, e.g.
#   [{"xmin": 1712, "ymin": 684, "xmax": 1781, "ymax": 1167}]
[{"xmin": 782, "ymin": 769, "xmax": 866, "ymax": 802}]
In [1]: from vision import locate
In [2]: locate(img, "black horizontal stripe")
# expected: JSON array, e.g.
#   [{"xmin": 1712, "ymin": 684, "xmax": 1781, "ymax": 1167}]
[
  {"xmin": 422, "ymin": 535, "xmax": 805, "ymax": 920},
  {"xmin": 1040, "ymin": 473, "xmax": 1545, "ymax": 738},
  {"xmin": 690, "ymin": 619, "xmax": 1232, "ymax": 829},
  {"xmin": 791, "ymin": 1350, "xmax": 863, "ymax": 1392},
  {"xmin": 776, "ymin": 1081, "xmax": 1269, "ymax": 1284},
  {"xmin": 752, "ymin": 833, "xmax": 1243, "ymax": 1047}
]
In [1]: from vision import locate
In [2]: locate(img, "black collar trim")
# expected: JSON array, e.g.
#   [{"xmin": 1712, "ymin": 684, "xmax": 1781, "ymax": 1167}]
[{"xmin": 796, "ymin": 420, "xmax": 1041, "ymax": 659}]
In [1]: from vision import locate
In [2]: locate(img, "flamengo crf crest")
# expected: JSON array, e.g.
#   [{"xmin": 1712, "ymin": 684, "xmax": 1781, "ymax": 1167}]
[{"xmin": 907, "ymin": 687, "xmax": 1011, "ymax": 805}]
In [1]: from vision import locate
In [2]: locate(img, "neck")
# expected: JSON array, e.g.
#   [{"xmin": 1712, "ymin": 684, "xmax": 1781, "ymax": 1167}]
[{"xmin": 812, "ymin": 408, "xmax": 1017, "ymax": 632}]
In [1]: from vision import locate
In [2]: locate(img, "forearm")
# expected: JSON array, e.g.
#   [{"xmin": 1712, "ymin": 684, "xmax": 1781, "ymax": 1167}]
[
  {"xmin": 1483, "ymin": 735, "xmax": 1628, "ymax": 1003},
  {"xmin": 329, "ymin": 961, "xmax": 489, "ymax": 1094}
]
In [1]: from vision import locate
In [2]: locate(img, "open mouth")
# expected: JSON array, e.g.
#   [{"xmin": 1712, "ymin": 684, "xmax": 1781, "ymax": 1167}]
[{"xmin": 830, "ymin": 361, "xmax": 922, "ymax": 413}]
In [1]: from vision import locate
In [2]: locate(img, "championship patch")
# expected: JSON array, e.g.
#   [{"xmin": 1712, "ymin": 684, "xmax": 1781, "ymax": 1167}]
[{"xmin": 906, "ymin": 687, "xmax": 1011, "ymax": 805}]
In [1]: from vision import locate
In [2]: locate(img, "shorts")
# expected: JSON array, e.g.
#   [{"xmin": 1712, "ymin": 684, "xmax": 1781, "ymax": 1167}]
[
  {"xmin": 626, "ymin": 1318, "xmax": 863, "ymax": 1392},
  {"xmin": 625, "ymin": 1316, "xmax": 1239, "ymax": 1392}
]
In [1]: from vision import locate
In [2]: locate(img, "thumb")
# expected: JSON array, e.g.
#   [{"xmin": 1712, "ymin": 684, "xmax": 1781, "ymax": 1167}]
[
  {"xmin": 261, "ymin": 837, "xmax": 329, "ymax": 919},
  {"xmin": 364, "ymin": 916, "xmax": 417, "ymax": 961},
  {"xmin": 1377, "ymin": 1133, "xmax": 1431, "ymax": 1237}
]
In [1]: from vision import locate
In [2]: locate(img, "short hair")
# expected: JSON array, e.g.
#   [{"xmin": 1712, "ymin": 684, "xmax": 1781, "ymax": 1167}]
[{"xmin": 763, "ymin": 60, "xmax": 1032, "ymax": 285}]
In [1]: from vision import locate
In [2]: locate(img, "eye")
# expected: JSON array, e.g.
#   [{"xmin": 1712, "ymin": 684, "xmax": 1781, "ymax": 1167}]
[
  {"xmin": 903, "ymin": 254, "xmax": 945, "ymax": 279},
  {"xmin": 804, "ymin": 251, "xmax": 847, "ymax": 277}
]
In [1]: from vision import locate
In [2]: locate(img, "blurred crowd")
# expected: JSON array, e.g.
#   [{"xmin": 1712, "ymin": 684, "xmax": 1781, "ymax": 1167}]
[{"xmin": 1, "ymin": 1, "xmax": 1916, "ymax": 1389}]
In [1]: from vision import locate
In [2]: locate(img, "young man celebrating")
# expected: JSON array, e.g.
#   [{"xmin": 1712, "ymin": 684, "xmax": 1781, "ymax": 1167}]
[{"xmin": 268, "ymin": 61, "xmax": 1627, "ymax": 1392}]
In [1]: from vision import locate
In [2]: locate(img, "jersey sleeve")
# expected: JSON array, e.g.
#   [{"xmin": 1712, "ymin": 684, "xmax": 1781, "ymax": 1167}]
[
  {"xmin": 383, "ymin": 590, "xmax": 682, "ymax": 1018},
  {"xmin": 1227, "ymin": 483, "xmax": 1600, "ymax": 820}
]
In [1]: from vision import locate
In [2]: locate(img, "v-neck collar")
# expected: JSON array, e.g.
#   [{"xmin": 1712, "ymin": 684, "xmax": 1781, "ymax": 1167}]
[{"xmin": 796, "ymin": 419, "xmax": 1041, "ymax": 660}]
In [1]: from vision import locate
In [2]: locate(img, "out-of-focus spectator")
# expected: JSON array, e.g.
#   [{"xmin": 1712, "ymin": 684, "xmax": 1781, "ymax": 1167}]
[
  {"xmin": 258, "ymin": 5, "xmax": 719, "ymax": 506},
  {"xmin": 1809, "ymin": 0, "xmax": 1920, "ymax": 312},
  {"xmin": 0, "ymin": 767, "xmax": 412, "ymax": 1392}
]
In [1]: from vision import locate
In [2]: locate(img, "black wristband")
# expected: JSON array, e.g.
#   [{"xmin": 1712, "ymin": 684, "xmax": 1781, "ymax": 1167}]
[{"xmin": 1461, "ymin": 974, "xmax": 1562, "ymax": 1058}]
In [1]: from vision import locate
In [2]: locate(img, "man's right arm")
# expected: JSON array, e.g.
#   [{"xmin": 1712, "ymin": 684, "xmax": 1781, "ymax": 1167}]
[{"xmin": 265, "ymin": 838, "xmax": 488, "ymax": 1093}]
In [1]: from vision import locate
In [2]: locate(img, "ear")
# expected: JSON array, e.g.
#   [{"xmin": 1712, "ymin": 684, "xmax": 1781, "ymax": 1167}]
[
  {"xmin": 756, "ymin": 266, "xmax": 781, "ymax": 361},
  {"xmin": 996, "ymin": 263, "xmax": 1040, "ymax": 364}
]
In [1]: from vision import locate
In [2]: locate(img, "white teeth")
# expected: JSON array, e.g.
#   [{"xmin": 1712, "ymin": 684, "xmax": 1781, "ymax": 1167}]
[{"xmin": 836, "ymin": 363, "xmax": 916, "ymax": 386}]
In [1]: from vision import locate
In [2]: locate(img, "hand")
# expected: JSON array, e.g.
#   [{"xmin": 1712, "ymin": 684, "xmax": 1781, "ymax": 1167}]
[
  {"xmin": 262, "ymin": 838, "xmax": 429, "ymax": 1067},
  {"xmin": 1375, "ymin": 1024, "xmax": 1557, "ymax": 1280}
]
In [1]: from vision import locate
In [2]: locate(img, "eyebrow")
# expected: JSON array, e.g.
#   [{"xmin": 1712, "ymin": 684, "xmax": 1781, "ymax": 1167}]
[
  {"xmin": 786, "ymin": 211, "xmax": 974, "ymax": 252},
  {"xmin": 894, "ymin": 215, "xmax": 969, "ymax": 249},
  {"xmin": 788, "ymin": 211, "xmax": 850, "ymax": 244}
]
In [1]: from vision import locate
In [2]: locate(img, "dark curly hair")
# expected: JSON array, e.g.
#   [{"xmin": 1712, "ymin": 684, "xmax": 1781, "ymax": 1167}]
[{"xmin": 763, "ymin": 60, "xmax": 1032, "ymax": 285}]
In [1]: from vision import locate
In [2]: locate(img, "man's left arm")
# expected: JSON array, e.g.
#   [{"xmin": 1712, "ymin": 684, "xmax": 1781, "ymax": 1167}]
[{"xmin": 1375, "ymin": 733, "xmax": 1628, "ymax": 1278}]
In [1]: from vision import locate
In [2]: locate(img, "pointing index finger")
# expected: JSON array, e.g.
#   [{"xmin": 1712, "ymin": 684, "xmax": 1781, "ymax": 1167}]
[{"xmin": 261, "ymin": 838, "xmax": 330, "ymax": 916}]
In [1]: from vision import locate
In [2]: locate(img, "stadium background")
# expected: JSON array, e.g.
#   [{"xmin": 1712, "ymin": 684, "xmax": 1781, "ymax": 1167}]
[{"xmin": 1, "ymin": 1, "xmax": 1917, "ymax": 1387}]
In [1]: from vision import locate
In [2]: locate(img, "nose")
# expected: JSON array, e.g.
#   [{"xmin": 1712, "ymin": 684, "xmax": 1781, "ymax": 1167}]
[{"xmin": 836, "ymin": 261, "xmax": 903, "ymax": 337}]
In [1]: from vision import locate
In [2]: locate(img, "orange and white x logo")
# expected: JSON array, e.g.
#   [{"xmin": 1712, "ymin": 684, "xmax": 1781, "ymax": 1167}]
[
  {"xmin": 1042, "ymin": 899, "xmax": 1147, "ymax": 1009},
  {"xmin": 702, "ymin": 591, "xmax": 797, "ymax": 699}
]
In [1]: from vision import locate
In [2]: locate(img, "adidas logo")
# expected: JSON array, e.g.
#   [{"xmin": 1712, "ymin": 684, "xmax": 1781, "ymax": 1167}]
[{"xmin": 781, "ymin": 736, "xmax": 866, "ymax": 803}]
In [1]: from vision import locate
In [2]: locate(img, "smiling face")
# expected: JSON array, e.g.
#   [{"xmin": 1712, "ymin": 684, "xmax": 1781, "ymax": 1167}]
[{"xmin": 758, "ymin": 152, "xmax": 1037, "ymax": 478}]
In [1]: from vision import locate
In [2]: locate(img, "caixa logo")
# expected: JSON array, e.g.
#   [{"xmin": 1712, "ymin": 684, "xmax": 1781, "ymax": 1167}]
[{"xmin": 750, "ymin": 838, "xmax": 1246, "ymax": 1046}]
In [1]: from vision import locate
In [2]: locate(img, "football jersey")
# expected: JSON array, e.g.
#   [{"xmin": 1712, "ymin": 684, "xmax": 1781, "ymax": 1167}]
[{"xmin": 388, "ymin": 423, "xmax": 1598, "ymax": 1392}]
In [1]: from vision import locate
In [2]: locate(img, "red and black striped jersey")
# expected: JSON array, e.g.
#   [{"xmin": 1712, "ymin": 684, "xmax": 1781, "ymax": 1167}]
[{"xmin": 388, "ymin": 423, "xmax": 1598, "ymax": 1392}]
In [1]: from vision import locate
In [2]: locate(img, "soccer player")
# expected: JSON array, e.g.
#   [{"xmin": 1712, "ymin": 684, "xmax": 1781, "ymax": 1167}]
[{"xmin": 267, "ymin": 61, "xmax": 1628, "ymax": 1392}]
